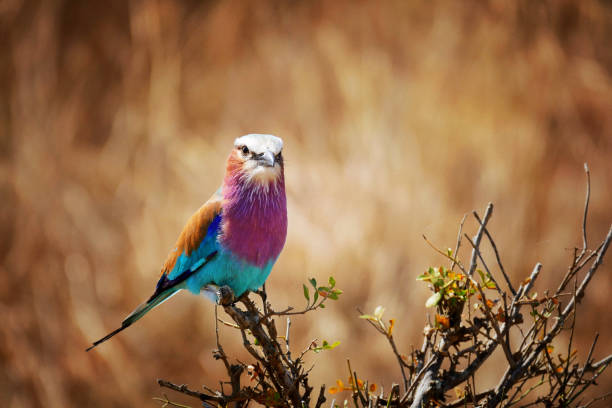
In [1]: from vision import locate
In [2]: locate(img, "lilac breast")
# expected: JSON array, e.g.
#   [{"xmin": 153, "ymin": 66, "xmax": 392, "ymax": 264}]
[{"xmin": 220, "ymin": 177, "xmax": 287, "ymax": 267}]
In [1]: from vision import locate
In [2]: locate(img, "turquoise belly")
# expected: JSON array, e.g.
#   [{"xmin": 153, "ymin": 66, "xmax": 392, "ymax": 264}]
[{"xmin": 184, "ymin": 247, "xmax": 275, "ymax": 297}]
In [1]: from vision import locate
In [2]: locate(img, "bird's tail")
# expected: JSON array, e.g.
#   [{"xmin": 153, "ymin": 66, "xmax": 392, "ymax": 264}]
[{"xmin": 85, "ymin": 288, "xmax": 179, "ymax": 352}]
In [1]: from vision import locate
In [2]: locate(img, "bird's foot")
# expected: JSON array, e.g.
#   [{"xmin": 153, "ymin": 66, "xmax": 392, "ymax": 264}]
[{"xmin": 217, "ymin": 285, "xmax": 235, "ymax": 306}]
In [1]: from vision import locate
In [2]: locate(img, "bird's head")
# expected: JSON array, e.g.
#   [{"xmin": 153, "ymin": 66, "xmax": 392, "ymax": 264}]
[{"xmin": 227, "ymin": 134, "xmax": 284, "ymax": 187}]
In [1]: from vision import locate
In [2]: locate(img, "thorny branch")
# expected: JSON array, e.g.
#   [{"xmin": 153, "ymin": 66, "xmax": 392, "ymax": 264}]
[
  {"xmin": 158, "ymin": 282, "xmax": 339, "ymax": 407},
  {"xmin": 352, "ymin": 166, "xmax": 611, "ymax": 408}
]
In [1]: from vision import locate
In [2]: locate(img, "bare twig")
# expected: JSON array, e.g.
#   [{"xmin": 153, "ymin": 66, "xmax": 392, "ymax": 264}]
[
  {"xmin": 451, "ymin": 214, "xmax": 467, "ymax": 272},
  {"xmin": 474, "ymin": 211, "xmax": 516, "ymax": 295},
  {"xmin": 314, "ymin": 385, "xmax": 327, "ymax": 408},
  {"xmin": 158, "ymin": 379, "xmax": 222, "ymax": 402},
  {"xmin": 153, "ymin": 393, "xmax": 195, "ymax": 408},
  {"xmin": 579, "ymin": 163, "xmax": 591, "ymax": 262},
  {"xmin": 467, "ymin": 203, "xmax": 493, "ymax": 277},
  {"xmin": 578, "ymin": 391, "xmax": 612, "ymax": 408}
]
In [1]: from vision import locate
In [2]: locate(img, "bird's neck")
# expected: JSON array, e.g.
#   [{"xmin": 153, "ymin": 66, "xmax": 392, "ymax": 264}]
[{"xmin": 220, "ymin": 173, "xmax": 287, "ymax": 267}]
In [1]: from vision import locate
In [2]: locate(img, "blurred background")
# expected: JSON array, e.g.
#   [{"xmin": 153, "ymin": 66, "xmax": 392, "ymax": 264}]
[{"xmin": 1, "ymin": 0, "xmax": 611, "ymax": 406}]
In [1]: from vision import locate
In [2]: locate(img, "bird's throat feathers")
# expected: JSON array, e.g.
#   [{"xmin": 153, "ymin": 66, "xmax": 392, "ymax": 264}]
[{"xmin": 221, "ymin": 158, "xmax": 287, "ymax": 267}]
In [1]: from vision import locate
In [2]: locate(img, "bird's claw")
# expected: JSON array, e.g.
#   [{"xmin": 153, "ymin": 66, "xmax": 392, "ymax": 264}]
[{"xmin": 217, "ymin": 285, "xmax": 235, "ymax": 306}]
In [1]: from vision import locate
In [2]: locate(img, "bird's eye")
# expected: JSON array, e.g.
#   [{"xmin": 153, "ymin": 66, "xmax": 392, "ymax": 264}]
[{"xmin": 241, "ymin": 146, "xmax": 249, "ymax": 155}]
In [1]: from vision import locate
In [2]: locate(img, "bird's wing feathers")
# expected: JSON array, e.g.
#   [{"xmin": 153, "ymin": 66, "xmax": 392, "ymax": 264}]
[
  {"xmin": 147, "ymin": 189, "xmax": 223, "ymax": 308},
  {"xmin": 160, "ymin": 190, "xmax": 223, "ymax": 276}
]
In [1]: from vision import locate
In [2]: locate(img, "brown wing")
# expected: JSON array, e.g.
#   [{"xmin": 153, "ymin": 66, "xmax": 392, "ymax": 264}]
[{"xmin": 160, "ymin": 190, "xmax": 223, "ymax": 276}]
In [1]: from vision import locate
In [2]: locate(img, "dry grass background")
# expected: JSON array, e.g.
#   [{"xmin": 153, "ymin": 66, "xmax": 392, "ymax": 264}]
[{"xmin": 1, "ymin": 0, "xmax": 611, "ymax": 406}]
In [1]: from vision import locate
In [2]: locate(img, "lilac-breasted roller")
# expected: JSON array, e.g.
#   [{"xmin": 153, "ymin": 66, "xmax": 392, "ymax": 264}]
[{"xmin": 86, "ymin": 134, "xmax": 287, "ymax": 351}]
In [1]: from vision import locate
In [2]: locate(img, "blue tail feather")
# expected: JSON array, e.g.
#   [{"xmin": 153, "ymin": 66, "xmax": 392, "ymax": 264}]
[{"xmin": 86, "ymin": 288, "xmax": 179, "ymax": 351}]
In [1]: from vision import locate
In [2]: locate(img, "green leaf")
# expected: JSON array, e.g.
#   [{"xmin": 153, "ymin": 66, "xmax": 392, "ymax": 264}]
[
  {"xmin": 314, "ymin": 340, "xmax": 340, "ymax": 352},
  {"xmin": 320, "ymin": 304, "xmax": 325, "ymax": 308},
  {"xmin": 309, "ymin": 278, "xmax": 317, "ymax": 288},
  {"xmin": 324, "ymin": 340, "xmax": 340, "ymax": 350},
  {"xmin": 416, "ymin": 274, "xmax": 430, "ymax": 281},
  {"xmin": 303, "ymin": 284, "xmax": 310, "ymax": 301},
  {"xmin": 313, "ymin": 289, "xmax": 319, "ymax": 303},
  {"xmin": 425, "ymin": 292, "xmax": 442, "ymax": 308},
  {"xmin": 477, "ymin": 269, "xmax": 486, "ymax": 283},
  {"xmin": 485, "ymin": 281, "xmax": 497, "ymax": 289},
  {"xmin": 328, "ymin": 276, "xmax": 336, "ymax": 287}
]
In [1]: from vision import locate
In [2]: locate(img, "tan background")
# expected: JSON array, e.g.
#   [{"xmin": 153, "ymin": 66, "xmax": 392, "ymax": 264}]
[{"xmin": 1, "ymin": 0, "xmax": 611, "ymax": 406}]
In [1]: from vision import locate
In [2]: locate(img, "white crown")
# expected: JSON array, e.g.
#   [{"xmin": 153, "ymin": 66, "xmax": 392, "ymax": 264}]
[{"xmin": 234, "ymin": 134, "xmax": 283, "ymax": 155}]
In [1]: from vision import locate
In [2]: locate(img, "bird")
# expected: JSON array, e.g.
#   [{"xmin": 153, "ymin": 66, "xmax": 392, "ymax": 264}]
[{"xmin": 86, "ymin": 134, "xmax": 287, "ymax": 351}]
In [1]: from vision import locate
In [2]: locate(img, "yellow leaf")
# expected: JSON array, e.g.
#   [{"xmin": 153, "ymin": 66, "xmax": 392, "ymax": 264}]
[
  {"xmin": 388, "ymin": 319, "xmax": 396, "ymax": 336},
  {"xmin": 435, "ymin": 314, "xmax": 450, "ymax": 329}
]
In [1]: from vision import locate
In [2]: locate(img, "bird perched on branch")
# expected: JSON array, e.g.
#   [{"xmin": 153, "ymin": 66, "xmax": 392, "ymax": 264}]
[{"xmin": 87, "ymin": 134, "xmax": 287, "ymax": 351}]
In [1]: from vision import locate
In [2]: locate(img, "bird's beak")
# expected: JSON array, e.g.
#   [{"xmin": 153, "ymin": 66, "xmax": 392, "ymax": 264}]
[{"xmin": 257, "ymin": 151, "xmax": 275, "ymax": 167}]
